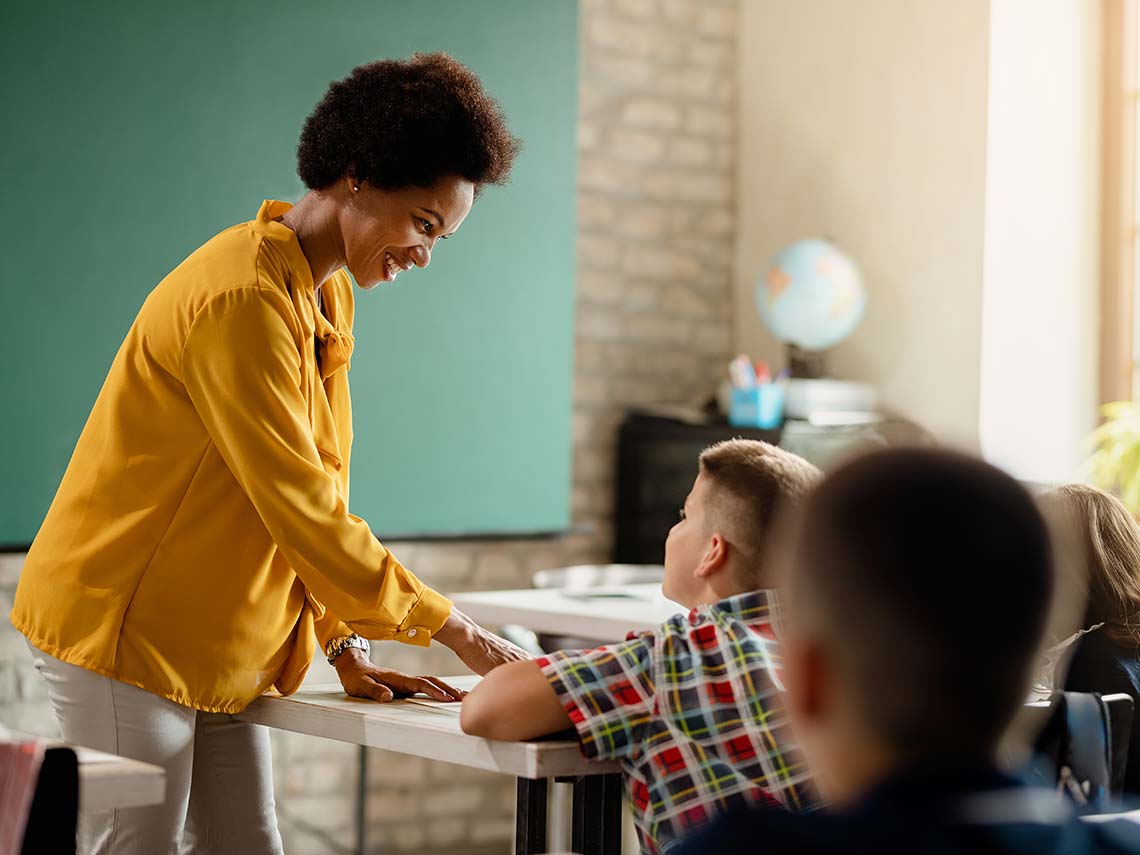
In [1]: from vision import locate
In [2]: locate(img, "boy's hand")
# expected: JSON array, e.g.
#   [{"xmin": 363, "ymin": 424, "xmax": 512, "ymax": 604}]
[
  {"xmin": 334, "ymin": 648, "xmax": 466, "ymax": 702},
  {"xmin": 435, "ymin": 608, "xmax": 533, "ymax": 675}
]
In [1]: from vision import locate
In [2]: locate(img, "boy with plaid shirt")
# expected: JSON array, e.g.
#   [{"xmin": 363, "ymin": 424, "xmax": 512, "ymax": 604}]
[{"xmin": 461, "ymin": 440, "xmax": 822, "ymax": 854}]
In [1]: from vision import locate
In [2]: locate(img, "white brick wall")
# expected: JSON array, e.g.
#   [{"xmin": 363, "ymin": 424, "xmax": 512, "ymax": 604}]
[{"xmin": 0, "ymin": 0, "xmax": 737, "ymax": 851}]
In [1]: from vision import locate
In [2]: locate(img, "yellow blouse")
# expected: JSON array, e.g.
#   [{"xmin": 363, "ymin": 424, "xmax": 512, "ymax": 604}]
[{"xmin": 11, "ymin": 200, "xmax": 452, "ymax": 713}]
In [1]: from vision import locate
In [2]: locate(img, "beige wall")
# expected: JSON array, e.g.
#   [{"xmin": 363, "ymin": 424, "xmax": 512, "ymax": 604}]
[
  {"xmin": 979, "ymin": 0, "xmax": 1101, "ymax": 482},
  {"xmin": 735, "ymin": 0, "xmax": 992, "ymax": 450},
  {"xmin": 736, "ymin": 1, "xmax": 1103, "ymax": 468}
]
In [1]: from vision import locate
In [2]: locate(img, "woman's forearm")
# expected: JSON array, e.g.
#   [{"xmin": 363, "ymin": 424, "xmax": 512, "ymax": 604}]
[{"xmin": 434, "ymin": 608, "xmax": 532, "ymax": 676}]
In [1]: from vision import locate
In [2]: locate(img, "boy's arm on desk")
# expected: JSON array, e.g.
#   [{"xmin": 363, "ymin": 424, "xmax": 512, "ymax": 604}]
[{"xmin": 460, "ymin": 660, "xmax": 572, "ymax": 741}]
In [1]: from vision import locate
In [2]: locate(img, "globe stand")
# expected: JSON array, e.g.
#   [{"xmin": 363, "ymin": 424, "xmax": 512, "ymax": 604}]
[
  {"xmin": 783, "ymin": 343, "xmax": 878, "ymax": 420},
  {"xmin": 787, "ymin": 344, "xmax": 826, "ymax": 379}
]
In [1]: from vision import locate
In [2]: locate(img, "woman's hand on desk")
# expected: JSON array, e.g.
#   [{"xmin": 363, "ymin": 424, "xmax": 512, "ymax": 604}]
[
  {"xmin": 435, "ymin": 608, "xmax": 533, "ymax": 675},
  {"xmin": 334, "ymin": 648, "xmax": 466, "ymax": 703}
]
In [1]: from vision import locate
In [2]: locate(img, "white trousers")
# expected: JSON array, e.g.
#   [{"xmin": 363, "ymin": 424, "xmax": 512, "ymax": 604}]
[{"xmin": 27, "ymin": 641, "xmax": 285, "ymax": 855}]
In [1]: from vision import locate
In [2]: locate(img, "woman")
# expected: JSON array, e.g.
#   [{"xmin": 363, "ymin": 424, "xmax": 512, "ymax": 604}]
[
  {"xmin": 1045, "ymin": 483, "xmax": 1140, "ymax": 793},
  {"xmin": 11, "ymin": 53, "xmax": 528, "ymax": 854}
]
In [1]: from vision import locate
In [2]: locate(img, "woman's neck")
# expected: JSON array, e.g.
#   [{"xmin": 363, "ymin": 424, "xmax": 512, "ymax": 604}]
[{"xmin": 279, "ymin": 191, "xmax": 346, "ymax": 291}]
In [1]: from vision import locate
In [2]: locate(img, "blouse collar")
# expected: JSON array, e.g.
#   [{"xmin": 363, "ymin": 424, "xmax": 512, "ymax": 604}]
[{"xmin": 255, "ymin": 199, "xmax": 354, "ymax": 379}]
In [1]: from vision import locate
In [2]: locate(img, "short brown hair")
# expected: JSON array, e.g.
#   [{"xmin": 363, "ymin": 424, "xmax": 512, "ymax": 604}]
[
  {"xmin": 697, "ymin": 439, "xmax": 822, "ymax": 586},
  {"xmin": 790, "ymin": 448, "xmax": 1053, "ymax": 762}
]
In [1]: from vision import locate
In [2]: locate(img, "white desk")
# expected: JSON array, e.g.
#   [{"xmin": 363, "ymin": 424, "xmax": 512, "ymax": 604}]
[
  {"xmin": 11, "ymin": 741, "xmax": 163, "ymax": 854},
  {"xmin": 237, "ymin": 677, "xmax": 616, "ymax": 779},
  {"xmin": 236, "ymin": 677, "xmax": 623, "ymax": 854},
  {"xmin": 9, "ymin": 734, "xmax": 166, "ymax": 813},
  {"xmin": 449, "ymin": 583, "xmax": 684, "ymax": 641},
  {"xmin": 74, "ymin": 745, "xmax": 166, "ymax": 812}
]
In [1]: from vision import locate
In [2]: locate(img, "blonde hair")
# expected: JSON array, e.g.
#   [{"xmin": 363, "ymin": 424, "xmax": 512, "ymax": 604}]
[
  {"xmin": 1045, "ymin": 484, "xmax": 1140, "ymax": 649},
  {"xmin": 698, "ymin": 439, "xmax": 821, "ymax": 586}
]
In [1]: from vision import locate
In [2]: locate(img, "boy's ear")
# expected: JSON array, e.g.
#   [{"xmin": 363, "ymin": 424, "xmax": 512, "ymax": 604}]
[{"xmin": 694, "ymin": 532, "xmax": 729, "ymax": 579}]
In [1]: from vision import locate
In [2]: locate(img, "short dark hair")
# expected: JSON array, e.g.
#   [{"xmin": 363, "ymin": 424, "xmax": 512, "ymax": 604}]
[
  {"xmin": 297, "ymin": 53, "xmax": 521, "ymax": 192},
  {"xmin": 789, "ymin": 448, "xmax": 1053, "ymax": 761},
  {"xmin": 698, "ymin": 439, "xmax": 821, "ymax": 587}
]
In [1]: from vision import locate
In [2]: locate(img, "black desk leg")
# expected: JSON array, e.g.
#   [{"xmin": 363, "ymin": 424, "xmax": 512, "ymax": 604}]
[
  {"xmin": 571, "ymin": 773, "xmax": 623, "ymax": 855},
  {"xmin": 516, "ymin": 777, "xmax": 549, "ymax": 855}
]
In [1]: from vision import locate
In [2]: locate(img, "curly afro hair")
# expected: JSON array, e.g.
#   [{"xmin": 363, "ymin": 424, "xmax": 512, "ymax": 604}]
[{"xmin": 297, "ymin": 53, "xmax": 521, "ymax": 193}]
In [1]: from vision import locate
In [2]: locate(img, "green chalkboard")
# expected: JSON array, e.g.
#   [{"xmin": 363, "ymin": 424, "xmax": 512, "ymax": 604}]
[{"xmin": 0, "ymin": 1, "xmax": 577, "ymax": 543}]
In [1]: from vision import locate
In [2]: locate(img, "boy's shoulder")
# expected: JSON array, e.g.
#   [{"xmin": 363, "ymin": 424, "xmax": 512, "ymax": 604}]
[
  {"xmin": 649, "ymin": 589, "xmax": 787, "ymax": 725},
  {"xmin": 661, "ymin": 588, "xmax": 781, "ymax": 636},
  {"xmin": 534, "ymin": 588, "xmax": 785, "ymax": 743},
  {"xmin": 547, "ymin": 588, "xmax": 781, "ymax": 671},
  {"xmin": 655, "ymin": 588, "xmax": 782, "ymax": 666}
]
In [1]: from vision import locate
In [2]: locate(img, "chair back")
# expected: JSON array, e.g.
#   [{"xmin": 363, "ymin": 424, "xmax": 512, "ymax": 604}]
[
  {"xmin": 20, "ymin": 745, "xmax": 78, "ymax": 855},
  {"xmin": 1029, "ymin": 691, "xmax": 1133, "ymax": 809}
]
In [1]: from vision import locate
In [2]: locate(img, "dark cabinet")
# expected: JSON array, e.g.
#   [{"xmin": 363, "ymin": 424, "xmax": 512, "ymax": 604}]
[{"xmin": 613, "ymin": 412, "xmax": 779, "ymax": 564}]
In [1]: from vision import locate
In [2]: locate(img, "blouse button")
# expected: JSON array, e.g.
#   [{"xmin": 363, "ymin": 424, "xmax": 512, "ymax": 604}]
[{"xmin": 406, "ymin": 628, "xmax": 418, "ymax": 638}]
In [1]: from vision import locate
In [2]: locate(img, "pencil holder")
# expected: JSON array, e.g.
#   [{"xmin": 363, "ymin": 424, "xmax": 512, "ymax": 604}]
[{"xmin": 728, "ymin": 384, "xmax": 785, "ymax": 429}]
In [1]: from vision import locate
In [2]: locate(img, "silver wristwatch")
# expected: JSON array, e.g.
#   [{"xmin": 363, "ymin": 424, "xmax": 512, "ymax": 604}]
[{"xmin": 325, "ymin": 634, "xmax": 370, "ymax": 664}]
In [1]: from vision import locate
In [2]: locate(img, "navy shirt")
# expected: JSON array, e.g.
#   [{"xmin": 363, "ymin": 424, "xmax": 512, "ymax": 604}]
[
  {"xmin": 673, "ymin": 765, "xmax": 1140, "ymax": 854},
  {"xmin": 1063, "ymin": 627, "xmax": 1140, "ymax": 794}
]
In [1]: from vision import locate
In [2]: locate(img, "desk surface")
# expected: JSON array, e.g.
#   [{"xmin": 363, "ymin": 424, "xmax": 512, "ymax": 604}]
[
  {"xmin": 10, "ymin": 732, "xmax": 166, "ymax": 812},
  {"xmin": 450, "ymin": 583, "xmax": 684, "ymax": 642},
  {"xmin": 75, "ymin": 746, "xmax": 166, "ymax": 812},
  {"xmin": 236, "ymin": 677, "xmax": 619, "ymax": 780}
]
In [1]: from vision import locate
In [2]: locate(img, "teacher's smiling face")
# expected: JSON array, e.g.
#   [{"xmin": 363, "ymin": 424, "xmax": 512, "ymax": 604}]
[{"xmin": 340, "ymin": 174, "xmax": 475, "ymax": 290}]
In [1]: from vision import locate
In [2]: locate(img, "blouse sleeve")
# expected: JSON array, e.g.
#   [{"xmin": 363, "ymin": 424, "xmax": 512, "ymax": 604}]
[{"xmin": 180, "ymin": 285, "xmax": 451, "ymax": 645}]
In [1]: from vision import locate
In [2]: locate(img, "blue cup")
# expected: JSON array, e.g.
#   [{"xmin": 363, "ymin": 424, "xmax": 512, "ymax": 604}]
[{"xmin": 728, "ymin": 384, "xmax": 785, "ymax": 429}]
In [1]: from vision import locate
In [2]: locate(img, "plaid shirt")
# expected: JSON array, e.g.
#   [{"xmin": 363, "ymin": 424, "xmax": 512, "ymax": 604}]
[{"xmin": 538, "ymin": 589, "xmax": 819, "ymax": 855}]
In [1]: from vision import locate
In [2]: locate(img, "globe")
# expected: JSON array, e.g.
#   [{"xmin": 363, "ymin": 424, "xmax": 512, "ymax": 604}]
[{"xmin": 755, "ymin": 238, "xmax": 866, "ymax": 352}]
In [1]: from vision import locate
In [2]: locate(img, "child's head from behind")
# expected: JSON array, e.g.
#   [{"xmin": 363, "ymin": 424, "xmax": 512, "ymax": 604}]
[
  {"xmin": 1042, "ymin": 483, "xmax": 1140, "ymax": 647},
  {"xmin": 662, "ymin": 439, "xmax": 821, "ymax": 606},
  {"xmin": 780, "ymin": 448, "xmax": 1053, "ymax": 804}
]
